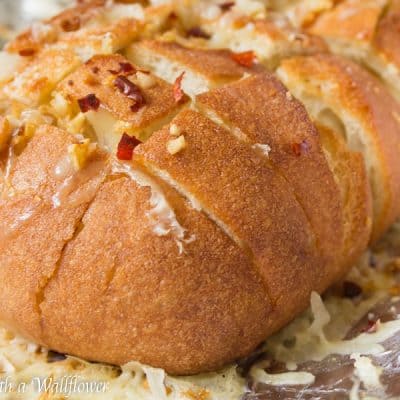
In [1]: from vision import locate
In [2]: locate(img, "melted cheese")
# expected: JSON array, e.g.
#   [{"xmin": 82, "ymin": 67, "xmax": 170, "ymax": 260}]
[
  {"xmin": 351, "ymin": 354, "xmax": 383, "ymax": 390},
  {"xmin": 112, "ymin": 161, "xmax": 195, "ymax": 254},
  {"xmin": 251, "ymin": 368, "xmax": 315, "ymax": 386},
  {"xmin": 0, "ymin": 52, "xmax": 20, "ymax": 83}
]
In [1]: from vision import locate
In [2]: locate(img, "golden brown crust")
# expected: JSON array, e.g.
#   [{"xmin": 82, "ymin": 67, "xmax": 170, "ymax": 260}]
[
  {"xmin": 3, "ymin": 47, "xmax": 81, "ymax": 106},
  {"xmin": 128, "ymin": 40, "xmax": 253, "ymax": 82},
  {"xmin": 58, "ymin": 17, "xmax": 143, "ymax": 55},
  {"xmin": 254, "ymin": 18, "xmax": 328, "ymax": 54},
  {"xmin": 6, "ymin": 0, "xmax": 106, "ymax": 54},
  {"xmin": 0, "ymin": 0, "xmax": 397, "ymax": 377},
  {"xmin": 0, "ymin": 125, "xmax": 108, "ymax": 344},
  {"xmin": 309, "ymin": 0, "xmax": 400, "ymax": 73},
  {"xmin": 196, "ymin": 74, "xmax": 344, "ymax": 281},
  {"xmin": 279, "ymin": 54, "xmax": 400, "ymax": 241},
  {"xmin": 183, "ymin": 10, "xmax": 328, "ymax": 70},
  {"xmin": 135, "ymin": 109, "xmax": 331, "ymax": 332},
  {"xmin": 374, "ymin": 0, "xmax": 400, "ymax": 68},
  {"xmin": 40, "ymin": 171, "xmax": 272, "ymax": 375},
  {"xmin": 58, "ymin": 54, "xmax": 189, "ymax": 129},
  {"xmin": 309, "ymin": 0, "xmax": 385, "ymax": 44}
]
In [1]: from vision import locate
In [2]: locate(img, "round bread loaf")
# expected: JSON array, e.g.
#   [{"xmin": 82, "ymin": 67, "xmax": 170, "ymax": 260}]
[{"xmin": 0, "ymin": 0, "xmax": 399, "ymax": 375}]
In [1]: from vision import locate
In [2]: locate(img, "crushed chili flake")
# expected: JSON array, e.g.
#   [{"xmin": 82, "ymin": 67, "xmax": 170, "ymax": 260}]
[
  {"xmin": 173, "ymin": 72, "xmax": 186, "ymax": 104},
  {"xmin": 78, "ymin": 93, "xmax": 100, "ymax": 113},
  {"xmin": 187, "ymin": 26, "xmax": 211, "ymax": 39},
  {"xmin": 117, "ymin": 133, "xmax": 141, "ymax": 160},
  {"xmin": 109, "ymin": 62, "xmax": 136, "ymax": 76},
  {"xmin": 292, "ymin": 139, "xmax": 310, "ymax": 156},
  {"xmin": 343, "ymin": 281, "xmax": 362, "ymax": 299},
  {"xmin": 114, "ymin": 76, "xmax": 146, "ymax": 111},
  {"xmin": 18, "ymin": 48, "xmax": 36, "ymax": 57},
  {"xmin": 231, "ymin": 50, "xmax": 256, "ymax": 67},
  {"xmin": 119, "ymin": 62, "xmax": 136, "ymax": 74},
  {"xmin": 220, "ymin": 1, "xmax": 235, "ymax": 11},
  {"xmin": 91, "ymin": 66, "xmax": 100, "ymax": 74},
  {"xmin": 60, "ymin": 16, "xmax": 81, "ymax": 32},
  {"xmin": 361, "ymin": 318, "xmax": 381, "ymax": 334}
]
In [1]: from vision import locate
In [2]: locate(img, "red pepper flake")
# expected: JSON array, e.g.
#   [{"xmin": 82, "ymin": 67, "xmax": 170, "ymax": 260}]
[
  {"xmin": 91, "ymin": 66, "xmax": 100, "ymax": 74},
  {"xmin": 187, "ymin": 26, "xmax": 211, "ymax": 39},
  {"xmin": 67, "ymin": 80, "xmax": 74, "ymax": 86},
  {"xmin": 117, "ymin": 133, "xmax": 141, "ymax": 160},
  {"xmin": 60, "ymin": 16, "xmax": 81, "ymax": 32},
  {"xmin": 343, "ymin": 281, "xmax": 362, "ymax": 299},
  {"xmin": 361, "ymin": 319, "xmax": 381, "ymax": 334},
  {"xmin": 119, "ymin": 62, "xmax": 136, "ymax": 74},
  {"xmin": 18, "ymin": 48, "xmax": 36, "ymax": 57},
  {"xmin": 220, "ymin": 1, "xmax": 235, "ymax": 11},
  {"xmin": 173, "ymin": 72, "xmax": 185, "ymax": 104},
  {"xmin": 231, "ymin": 50, "xmax": 256, "ymax": 67},
  {"xmin": 292, "ymin": 139, "xmax": 310, "ymax": 156},
  {"xmin": 77, "ymin": 93, "xmax": 100, "ymax": 113},
  {"xmin": 114, "ymin": 76, "xmax": 146, "ymax": 111},
  {"xmin": 109, "ymin": 62, "xmax": 136, "ymax": 76}
]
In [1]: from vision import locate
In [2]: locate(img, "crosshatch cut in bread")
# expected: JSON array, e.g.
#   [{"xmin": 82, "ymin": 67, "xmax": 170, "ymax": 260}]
[{"xmin": 0, "ymin": 0, "xmax": 400, "ymax": 376}]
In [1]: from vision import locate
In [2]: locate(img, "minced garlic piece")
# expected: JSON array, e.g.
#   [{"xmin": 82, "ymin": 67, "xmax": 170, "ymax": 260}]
[
  {"xmin": 49, "ymin": 92, "xmax": 71, "ymax": 118},
  {"xmin": 68, "ymin": 139, "xmax": 95, "ymax": 171},
  {"xmin": 65, "ymin": 112, "xmax": 86, "ymax": 134},
  {"xmin": 167, "ymin": 135, "xmax": 186, "ymax": 155},
  {"xmin": 169, "ymin": 124, "xmax": 181, "ymax": 137},
  {"xmin": 136, "ymin": 71, "xmax": 155, "ymax": 89}
]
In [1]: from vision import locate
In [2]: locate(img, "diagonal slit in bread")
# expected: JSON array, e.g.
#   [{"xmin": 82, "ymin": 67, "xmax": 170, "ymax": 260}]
[
  {"xmin": 277, "ymin": 54, "xmax": 400, "ymax": 242},
  {"xmin": 126, "ymin": 40, "xmax": 257, "ymax": 96},
  {"xmin": 135, "ymin": 109, "xmax": 332, "ymax": 333},
  {"xmin": 195, "ymin": 73, "xmax": 347, "ymax": 282}
]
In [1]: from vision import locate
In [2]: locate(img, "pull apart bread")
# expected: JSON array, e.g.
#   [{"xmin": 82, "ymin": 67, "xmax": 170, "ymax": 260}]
[{"xmin": 0, "ymin": 0, "xmax": 399, "ymax": 376}]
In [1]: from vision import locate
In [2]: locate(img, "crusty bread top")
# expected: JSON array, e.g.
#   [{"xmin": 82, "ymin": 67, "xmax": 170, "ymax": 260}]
[
  {"xmin": 0, "ymin": 124, "xmax": 272, "ymax": 375},
  {"xmin": 129, "ymin": 40, "xmax": 253, "ymax": 82},
  {"xmin": 58, "ymin": 54, "xmax": 189, "ymax": 128},
  {"xmin": 135, "ymin": 109, "xmax": 332, "ymax": 332},
  {"xmin": 196, "ymin": 73, "xmax": 344, "ymax": 282},
  {"xmin": 309, "ymin": 0, "xmax": 386, "ymax": 44},
  {"xmin": 309, "ymin": 0, "xmax": 400, "ymax": 70},
  {"xmin": 5, "ymin": 0, "xmax": 106, "ymax": 54},
  {"xmin": 278, "ymin": 54, "xmax": 400, "ymax": 241},
  {"xmin": 374, "ymin": 0, "xmax": 400, "ymax": 68},
  {"xmin": 1, "ymin": 0, "xmax": 399, "ymax": 377}
]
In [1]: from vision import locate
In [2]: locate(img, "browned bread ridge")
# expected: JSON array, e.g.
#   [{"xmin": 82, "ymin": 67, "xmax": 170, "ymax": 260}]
[
  {"xmin": 277, "ymin": 54, "xmax": 400, "ymax": 241},
  {"xmin": 308, "ymin": 0, "xmax": 400, "ymax": 101},
  {"xmin": 0, "ymin": 0, "xmax": 399, "ymax": 376}
]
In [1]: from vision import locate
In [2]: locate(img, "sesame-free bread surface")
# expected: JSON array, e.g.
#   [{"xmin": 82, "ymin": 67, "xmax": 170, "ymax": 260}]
[{"xmin": 1, "ymin": 0, "xmax": 400, "ymax": 376}]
